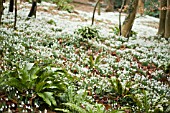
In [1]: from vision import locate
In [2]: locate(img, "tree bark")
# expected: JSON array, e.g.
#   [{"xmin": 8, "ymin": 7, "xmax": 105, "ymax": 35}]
[
  {"xmin": 0, "ymin": 0, "xmax": 3, "ymax": 24},
  {"xmin": 9, "ymin": 0, "xmax": 14, "ymax": 12},
  {"xmin": 98, "ymin": 1, "xmax": 101, "ymax": 15},
  {"xmin": 14, "ymin": 0, "xmax": 17, "ymax": 29},
  {"xmin": 89, "ymin": 0, "xmax": 96, "ymax": 2},
  {"xmin": 158, "ymin": 0, "xmax": 167, "ymax": 36},
  {"xmin": 91, "ymin": 0, "xmax": 101, "ymax": 25},
  {"xmin": 164, "ymin": 0, "xmax": 170, "ymax": 38},
  {"xmin": 137, "ymin": 0, "xmax": 145, "ymax": 15},
  {"xmin": 121, "ymin": 0, "xmax": 139, "ymax": 37},
  {"xmin": 119, "ymin": 0, "xmax": 126, "ymax": 35},
  {"xmin": 125, "ymin": 0, "xmax": 130, "ymax": 5},
  {"xmin": 28, "ymin": 0, "xmax": 37, "ymax": 18},
  {"xmin": 37, "ymin": 0, "xmax": 41, "ymax": 3}
]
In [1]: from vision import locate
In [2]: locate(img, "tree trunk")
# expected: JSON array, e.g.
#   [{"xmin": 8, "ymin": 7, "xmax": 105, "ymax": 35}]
[
  {"xmin": 105, "ymin": 0, "xmax": 115, "ymax": 12},
  {"xmin": 28, "ymin": 0, "xmax": 37, "ymax": 18},
  {"xmin": 121, "ymin": 0, "xmax": 139, "ymax": 37},
  {"xmin": 37, "ymin": 0, "xmax": 41, "ymax": 3},
  {"xmin": 91, "ymin": 0, "xmax": 101, "ymax": 25},
  {"xmin": 119, "ymin": 0, "xmax": 126, "ymax": 36},
  {"xmin": 137, "ymin": 0, "xmax": 145, "ymax": 15},
  {"xmin": 158, "ymin": 0, "xmax": 167, "ymax": 36},
  {"xmin": 125, "ymin": 0, "xmax": 130, "ymax": 5},
  {"xmin": 0, "ymin": 0, "xmax": 3, "ymax": 24},
  {"xmin": 98, "ymin": 1, "xmax": 101, "ymax": 15},
  {"xmin": 164, "ymin": 0, "xmax": 170, "ymax": 38},
  {"xmin": 89, "ymin": 0, "xmax": 96, "ymax": 2},
  {"xmin": 14, "ymin": 0, "xmax": 17, "ymax": 29},
  {"xmin": 9, "ymin": 0, "xmax": 14, "ymax": 12}
]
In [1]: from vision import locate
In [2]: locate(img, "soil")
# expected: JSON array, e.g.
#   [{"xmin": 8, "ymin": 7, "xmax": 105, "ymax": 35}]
[
  {"xmin": 71, "ymin": 0, "xmax": 99, "ymax": 12},
  {"xmin": 71, "ymin": 0, "xmax": 159, "ymax": 29}
]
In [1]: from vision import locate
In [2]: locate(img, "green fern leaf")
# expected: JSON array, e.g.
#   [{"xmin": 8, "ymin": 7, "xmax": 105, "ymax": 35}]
[
  {"xmin": 37, "ymin": 92, "xmax": 56, "ymax": 106},
  {"xmin": 55, "ymin": 108, "xmax": 70, "ymax": 113},
  {"xmin": 35, "ymin": 82, "xmax": 46, "ymax": 92},
  {"xmin": 62, "ymin": 103, "xmax": 87, "ymax": 113}
]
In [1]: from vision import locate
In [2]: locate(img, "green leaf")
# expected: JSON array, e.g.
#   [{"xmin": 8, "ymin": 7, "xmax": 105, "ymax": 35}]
[
  {"xmin": 35, "ymin": 82, "xmax": 46, "ymax": 92},
  {"xmin": 142, "ymin": 90, "xmax": 150, "ymax": 112},
  {"xmin": 38, "ymin": 92, "xmax": 51, "ymax": 106},
  {"xmin": 89, "ymin": 55, "xmax": 94, "ymax": 68},
  {"xmin": 110, "ymin": 76, "xmax": 118, "ymax": 92},
  {"xmin": 62, "ymin": 103, "xmax": 87, "ymax": 113},
  {"xmin": 25, "ymin": 63, "xmax": 34, "ymax": 70},
  {"xmin": 111, "ymin": 110, "xmax": 125, "ymax": 113},
  {"xmin": 37, "ymin": 92, "xmax": 56, "ymax": 106},
  {"xmin": 5, "ymin": 78, "xmax": 26, "ymax": 91},
  {"xmin": 38, "ymin": 69, "xmax": 54, "ymax": 82},
  {"xmin": 116, "ymin": 78, "xmax": 123, "ymax": 95},
  {"xmin": 29, "ymin": 66, "xmax": 39, "ymax": 80},
  {"xmin": 95, "ymin": 54, "xmax": 101, "ymax": 65},
  {"xmin": 165, "ymin": 105, "xmax": 170, "ymax": 113},
  {"xmin": 18, "ymin": 68, "xmax": 29, "ymax": 82},
  {"xmin": 55, "ymin": 108, "xmax": 70, "ymax": 113},
  {"xmin": 130, "ymin": 94, "xmax": 142, "ymax": 109}
]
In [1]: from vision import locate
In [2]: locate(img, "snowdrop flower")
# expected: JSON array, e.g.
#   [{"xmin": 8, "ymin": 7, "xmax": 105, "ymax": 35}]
[{"xmin": 0, "ymin": 108, "xmax": 3, "ymax": 111}]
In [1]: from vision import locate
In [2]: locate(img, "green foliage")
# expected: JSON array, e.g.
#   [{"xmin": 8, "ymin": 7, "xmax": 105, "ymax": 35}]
[
  {"xmin": 130, "ymin": 30, "xmax": 138, "ymax": 37},
  {"xmin": 110, "ymin": 76, "xmax": 128, "ymax": 95},
  {"xmin": 109, "ymin": 76, "xmax": 169, "ymax": 112},
  {"xmin": 57, "ymin": 85, "xmax": 107, "ymax": 113},
  {"xmin": 110, "ymin": 26, "xmax": 120, "ymax": 35},
  {"xmin": 110, "ymin": 26, "xmax": 137, "ymax": 37},
  {"xmin": 42, "ymin": 0, "xmax": 73, "ymax": 12},
  {"xmin": 38, "ymin": 92, "xmax": 57, "ymax": 106},
  {"xmin": 129, "ymin": 90, "xmax": 168, "ymax": 112},
  {"xmin": 83, "ymin": 102, "xmax": 106, "ymax": 113},
  {"xmin": 88, "ymin": 54, "xmax": 101, "ymax": 69},
  {"xmin": 55, "ymin": 102, "xmax": 107, "ymax": 113},
  {"xmin": 165, "ymin": 105, "xmax": 170, "ymax": 113},
  {"xmin": 0, "ymin": 35, "xmax": 5, "ymax": 42},
  {"xmin": 62, "ymin": 103, "xmax": 87, "ymax": 113},
  {"xmin": 144, "ymin": 0, "xmax": 159, "ymax": 17},
  {"xmin": 0, "ymin": 63, "xmax": 69, "ymax": 112},
  {"xmin": 0, "ymin": 1, "xmax": 170, "ymax": 112},
  {"xmin": 163, "ymin": 63, "xmax": 170, "ymax": 74},
  {"xmin": 75, "ymin": 26, "xmax": 100, "ymax": 39},
  {"xmin": 56, "ymin": 0, "xmax": 73, "ymax": 12},
  {"xmin": 47, "ymin": 19, "xmax": 56, "ymax": 25}
]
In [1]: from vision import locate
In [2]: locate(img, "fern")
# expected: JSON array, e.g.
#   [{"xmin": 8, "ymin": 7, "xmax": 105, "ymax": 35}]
[
  {"xmin": 37, "ymin": 92, "xmax": 57, "ymax": 106},
  {"xmin": 55, "ymin": 108, "xmax": 70, "ymax": 113},
  {"xmin": 62, "ymin": 103, "xmax": 87, "ymax": 113}
]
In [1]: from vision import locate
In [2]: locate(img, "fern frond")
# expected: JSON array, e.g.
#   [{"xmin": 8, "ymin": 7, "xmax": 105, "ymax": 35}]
[
  {"xmin": 55, "ymin": 108, "xmax": 70, "ymax": 113},
  {"xmin": 62, "ymin": 103, "xmax": 87, "ymax": 113}
]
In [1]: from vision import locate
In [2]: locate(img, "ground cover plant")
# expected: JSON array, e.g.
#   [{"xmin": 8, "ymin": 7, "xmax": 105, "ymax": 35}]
[{"xmin": 0, "ymin": 1, "xmax": 170, "ymax": 113}]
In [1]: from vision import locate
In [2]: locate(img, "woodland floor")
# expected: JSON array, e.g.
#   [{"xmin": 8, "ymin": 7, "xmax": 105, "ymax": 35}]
[
  {"xmin": 0, "ymin": 1, "xmax": 169, "ymax": 113},
  {"xmin": 71, "ymin": 0, "xmax": 97, "ymax": 12}
]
